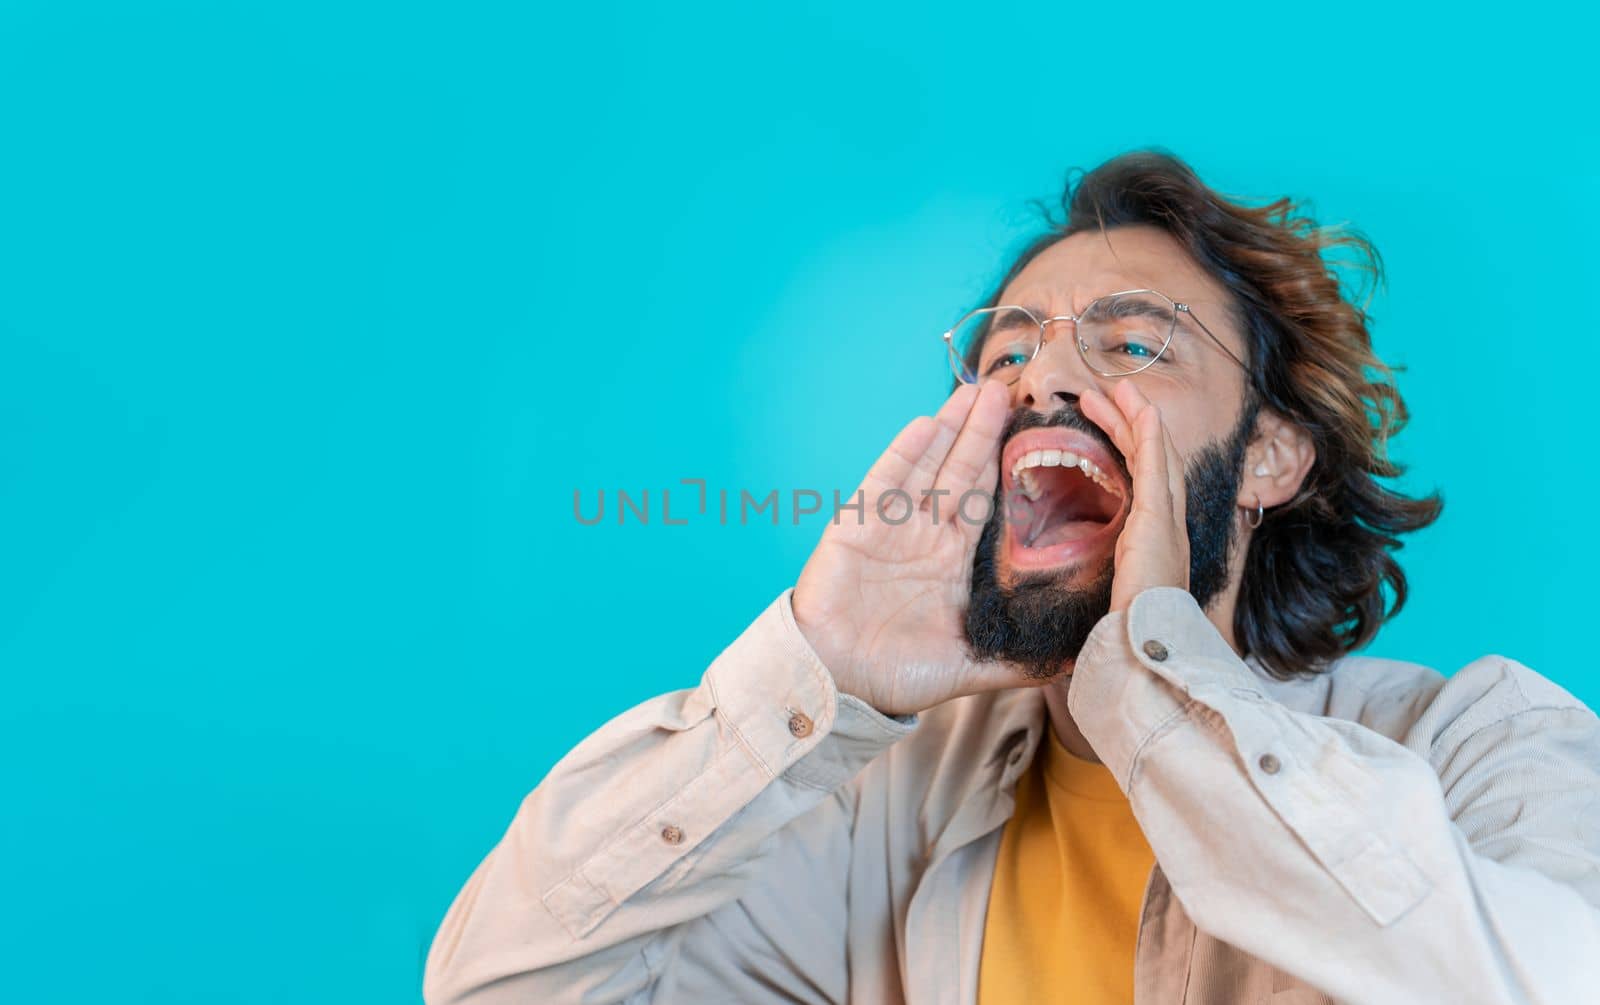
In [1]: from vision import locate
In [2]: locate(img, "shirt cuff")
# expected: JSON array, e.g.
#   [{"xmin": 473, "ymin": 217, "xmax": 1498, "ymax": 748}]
[
  {"xmin": 1068, "ymin": 586, "xmax": 1264, "ymax": 789},
  {"xmin": 706, "ymin": 588, "xmax": 918, "ymax": 793}
]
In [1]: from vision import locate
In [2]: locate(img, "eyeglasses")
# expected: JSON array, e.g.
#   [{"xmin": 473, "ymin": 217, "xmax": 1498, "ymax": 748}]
[{"xmin": 941, "ymin": 288, "xmax": 1249, "ymax": 385}]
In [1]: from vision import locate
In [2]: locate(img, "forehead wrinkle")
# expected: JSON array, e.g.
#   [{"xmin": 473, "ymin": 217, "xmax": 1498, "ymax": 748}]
[
  {"xmin": 1001, "ymin": 279, "xmax": 1135, "ymax": 320},
  {"xmin": 1002, "ymin": 238, "xmax": 1148, "ymax": 317},
  {"xmin": 999, "ymin": 227, "xmax": 1229, "ymax": 321}
]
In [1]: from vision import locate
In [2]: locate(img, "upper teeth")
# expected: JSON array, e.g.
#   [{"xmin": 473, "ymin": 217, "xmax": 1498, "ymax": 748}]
[{"xmin": 1010, "ymin": 448, "xmax": 1123, "ymax": 501}]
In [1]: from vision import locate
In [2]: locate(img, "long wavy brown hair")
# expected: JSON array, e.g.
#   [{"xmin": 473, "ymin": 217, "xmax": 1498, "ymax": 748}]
[{"xmin": 967, "ymin": 150, "xmax": 1442, "ymax": 678}]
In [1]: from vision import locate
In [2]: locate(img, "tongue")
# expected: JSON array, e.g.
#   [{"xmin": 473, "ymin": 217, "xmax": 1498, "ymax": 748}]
[
  {"xmin": 1029, "ymin": 519, "xmax": 1107, "ymax": 549},
  {"xmin": 1022, "ymin": 467, "xmax": 1117, "ymax": 549}
]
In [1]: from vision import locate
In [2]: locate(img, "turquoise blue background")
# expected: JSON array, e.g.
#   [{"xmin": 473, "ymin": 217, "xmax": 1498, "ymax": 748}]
[{"xmin": 2, "ymin": 2, "xmax": 1595, "ymax": 1002}]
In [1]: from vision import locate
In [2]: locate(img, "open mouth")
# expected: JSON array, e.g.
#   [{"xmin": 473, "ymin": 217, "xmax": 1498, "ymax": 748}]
[{"xmin": 1001, "ymin": 429, "xmax": 1129, "ymax": 570}]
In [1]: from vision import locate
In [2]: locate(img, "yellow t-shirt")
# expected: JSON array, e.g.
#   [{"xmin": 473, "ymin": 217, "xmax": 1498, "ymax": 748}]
[{"xmin": 977, "ymin": 726, "xmax": 1156, "ymax": 1004}]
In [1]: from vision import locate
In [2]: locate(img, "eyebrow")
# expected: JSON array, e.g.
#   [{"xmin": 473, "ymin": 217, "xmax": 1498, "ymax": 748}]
[
  {"xmin": 980, "ymin": 294, "xmax": 1249, "ymax": 374},
  {"xmin": 988, "ymin": 310, "xmax": 1040, "ymax": 332},
  {"xmin": 1021, "ymin": 298, "xmax": 1172, "ymax": 321},
  {"xmin": 990, "ymin": 298, "xmax": 1218, "ymax": 357}
]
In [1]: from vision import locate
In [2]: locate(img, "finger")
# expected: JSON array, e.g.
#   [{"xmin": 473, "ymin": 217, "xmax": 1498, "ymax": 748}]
[
  {"xmin": 931, "ymin": 378, "xmax": 1010, "ymax": 502},
  {"xmin": 958, "ymin": 450, "xmax": 1002, "ymax": 538},
  {"xmin": 1078, "ymin": 386, "xmax": 1137, "ymax": 463},
  {"xmin": 858, "ymin": 384, "xmax": 977, "ymax": 498},
  {"xmin": 1111, "ymin": 379, "xmax": 1162, "ymax": 439},
  {"xmin": 1115, "ymin": 381, "xmax": 1185, "ymax": 525},
  {"xmin": 1082, "ymin": 384, "xmax": 1156, "ymax": 520},
  {"xmin": 1131, "ymin": 404, "xmax": 1175, "ymax": 522},
  {"xmin": 961, "ymin": 657, "xmax": 1068, "ymax": 696},
  {"xmin": 856, "ymin": 415, "xmax": 940, "ymax": 498},
  {"xmin": 1107, "ymin": 381, "xmax": 1166, "ymax": 491},
  {"xmin": 901, "ymin": 383, "xmax": 982, "ymax": 500},
  {"xmin": 1158, "ymin": 412, "xmax": 1187, "ymax": 528}
]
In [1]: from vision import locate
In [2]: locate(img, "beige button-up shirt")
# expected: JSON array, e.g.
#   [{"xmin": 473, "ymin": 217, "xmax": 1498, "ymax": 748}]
[{"xmin": 424, "ymin": 588, "xmax": 1600, "ymax": 1004}]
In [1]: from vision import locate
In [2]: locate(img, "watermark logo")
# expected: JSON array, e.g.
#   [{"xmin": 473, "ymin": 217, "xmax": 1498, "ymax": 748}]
[{"xmin": 573, "ymin": 479, "xmax": 1031, "ymax": 527}]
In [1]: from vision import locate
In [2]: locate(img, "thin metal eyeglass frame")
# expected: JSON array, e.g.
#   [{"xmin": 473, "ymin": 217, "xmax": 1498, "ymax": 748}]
[{"xmin": 941, "ymin": 288, "xmax": 1250, "ymax": 384}]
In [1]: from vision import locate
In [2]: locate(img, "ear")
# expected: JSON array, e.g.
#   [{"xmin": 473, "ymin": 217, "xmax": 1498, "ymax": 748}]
[{"xmin": 1239, "ymin": 409, "xmax": 1316, "ymax": 510}]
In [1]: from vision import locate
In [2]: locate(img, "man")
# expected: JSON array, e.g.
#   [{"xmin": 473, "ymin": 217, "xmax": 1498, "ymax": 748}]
[{"xmin": 423, "ymin": 152, "xmax": 1600, "ymax": 1004}]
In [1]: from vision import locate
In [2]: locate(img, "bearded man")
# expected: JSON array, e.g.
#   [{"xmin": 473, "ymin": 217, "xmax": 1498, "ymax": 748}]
[{"xmin": 423, "ymin": 152, "xmax": 1600, "ymax": 1004}]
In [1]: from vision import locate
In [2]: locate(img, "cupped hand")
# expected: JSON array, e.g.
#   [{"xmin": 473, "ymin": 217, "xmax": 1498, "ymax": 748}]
[
  {"xmin": 1078, "ymin": 381, "xmax": 1190, "ymax": 614},
  {"xmin": 792, "ymin": 379, "xmax": 1034, "ymax": 716}
]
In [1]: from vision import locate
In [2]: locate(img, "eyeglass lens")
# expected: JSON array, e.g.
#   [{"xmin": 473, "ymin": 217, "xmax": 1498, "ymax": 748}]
[{"xmin": 949, "ymin": 293, "xmax": 1178, "ymax": 384}]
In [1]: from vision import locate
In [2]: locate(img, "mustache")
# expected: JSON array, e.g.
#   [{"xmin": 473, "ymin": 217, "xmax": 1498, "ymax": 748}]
[{"xmin": 999, "ymin": 401, "xmax": 1130, "ymax": 484}]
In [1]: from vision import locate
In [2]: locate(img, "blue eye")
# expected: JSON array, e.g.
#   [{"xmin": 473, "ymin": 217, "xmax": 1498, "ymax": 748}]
[
  {"xmin": 980, "ymin": 343, "xmax": 1033, "ymax": 376},
  {"xmin": 1112, "ymin": 341, "xmax": 1158, "ymax": 359},
  {"xmin": 984, "ymin": 352, "xmax": 1029, "ymax": 375}
]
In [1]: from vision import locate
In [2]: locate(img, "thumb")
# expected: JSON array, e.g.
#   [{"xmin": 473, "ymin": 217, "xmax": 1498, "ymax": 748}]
[{"xmin": 956, "ymin": 657, "xmax": 1053, "ymax": 699}]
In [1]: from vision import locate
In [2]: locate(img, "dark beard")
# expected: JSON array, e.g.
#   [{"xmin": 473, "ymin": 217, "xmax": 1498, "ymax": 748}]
[{"xmin": 963, "ymin": 399, "xmax": 1256, "ymax": 679}]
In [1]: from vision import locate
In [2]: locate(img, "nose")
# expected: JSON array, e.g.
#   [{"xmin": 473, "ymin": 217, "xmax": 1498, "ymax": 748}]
[{"xmin": 1011, "ymin": 323, "xmax": 1104, "ymax": 414}]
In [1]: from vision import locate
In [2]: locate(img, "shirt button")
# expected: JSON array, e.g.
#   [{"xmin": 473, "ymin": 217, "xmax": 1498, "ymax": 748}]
[
  {"xmin": 1142, "ymin": 639, "xmax": 1170, "ymax": 662},
  {"xmin": 787, "ymin": 711, "xmax": 814, "ymax": 738},
  {"xmin": 1258, "ymin": 753, "xmax": 1281, "ymax": 775},
  {"xmin": 660, "ymin": 824, "xmax": 685, "ymax": 845}
]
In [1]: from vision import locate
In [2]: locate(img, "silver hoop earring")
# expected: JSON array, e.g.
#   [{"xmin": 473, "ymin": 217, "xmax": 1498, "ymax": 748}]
[{"xmin": 1246, "ymin": 495, "xmax": 1264, "ymax": 530}]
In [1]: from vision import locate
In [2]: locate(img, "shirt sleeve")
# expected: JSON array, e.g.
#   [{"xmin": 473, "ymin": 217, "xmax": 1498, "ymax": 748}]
[
  {"xmin": 423, "ymin": 589, "xmax": 917, "ymax": 1005},
  {"xmin": 1069, "ymin": 587, "xmax": 1600, "ymax": 1005}
]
